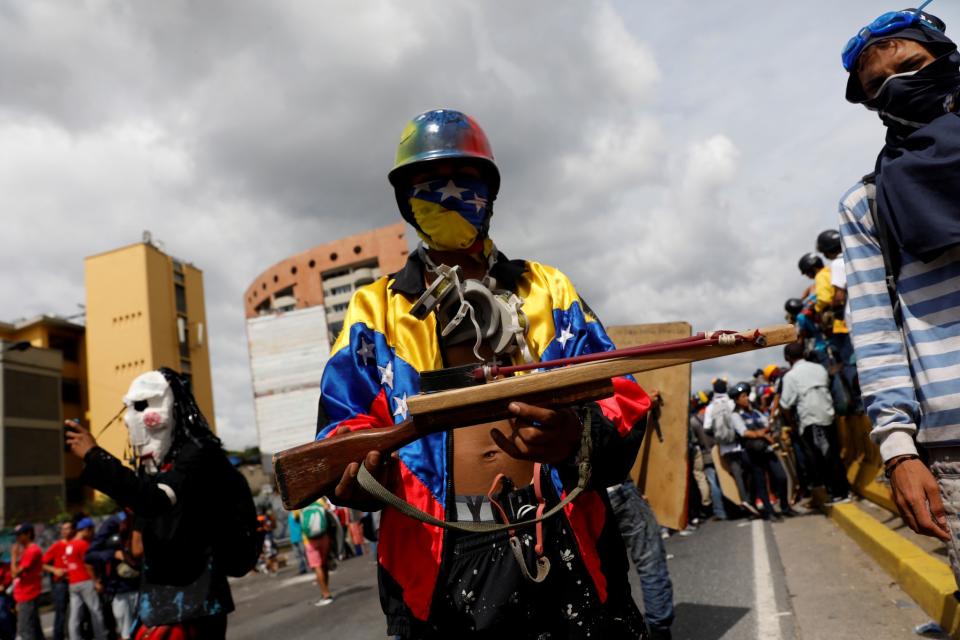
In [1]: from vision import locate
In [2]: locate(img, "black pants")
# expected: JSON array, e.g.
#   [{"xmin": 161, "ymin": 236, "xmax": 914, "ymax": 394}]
[
  {"xmin": 396, "ymin": 526, "xmax": 647, "ymax": 639},
  {"xmin": 802, "ymin": 424, "xmax": 850, "ymax": 499},
  {"xmin": 51, "ymin": 580, "xmax": 69, "ymax": 640},
  {"xmin": 722, "ymin": 451, "xmax": 750, "ymax": 504},
  {"xmin": 744, "ymin": 445, "xmax": 790, "ymax": 516}
]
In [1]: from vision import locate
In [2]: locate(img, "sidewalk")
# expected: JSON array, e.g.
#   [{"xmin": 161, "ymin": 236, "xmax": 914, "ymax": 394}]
[{"xmin": 827, "ymin": 497, "xmax": 959, "ymax": 636}]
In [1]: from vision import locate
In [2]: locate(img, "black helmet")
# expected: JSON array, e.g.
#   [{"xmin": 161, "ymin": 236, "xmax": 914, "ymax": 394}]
[
  {"xmin": 784, "ymin": 298, "xmax": 803, "ymax": 316},
  {"xmin": 816, "ymin": 229, "xmax": 842, "ymax": 256},
  {"xmin": 712, "ymin": 377, "xmax": 728, "ymax": 394},
  {"xmin": 798, "ymin": 252, "xmax": 824, "ymax": 277},
  {"xmin": 729, "ymin": 381, "xmax": 751, "ymax": 400}
]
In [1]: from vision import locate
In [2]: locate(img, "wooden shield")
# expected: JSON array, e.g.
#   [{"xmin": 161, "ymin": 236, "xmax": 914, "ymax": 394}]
[{"xmin": 607, "ymin": 322, "xmax": 692, "ymax": 531}]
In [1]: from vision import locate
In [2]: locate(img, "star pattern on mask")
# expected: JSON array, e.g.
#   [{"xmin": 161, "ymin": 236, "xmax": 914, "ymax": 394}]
[
  {"xmin": 378, "ymin": 361, "xmax": 394, "ymax": 390},
  {"xmin": 557, "ymin": 323, "xmax": 575, "ymax": 350},
  {"xmin": 465, "ymin": 195, "xmax": 487, "ymax": 212},
  {"xmin": 357, "ymin": 336, "xmax": 376, "ymax": 366},
  {"xmin": 436, "ymin": 180, "xmax": 468, "ymax": 202},
  {"xmin": 412, "ymin": 182, "xmax": 432, "ymax": 196},
  {"xmin": 393, "ymin": 393, "xmax": 409, "ymax": 420}
]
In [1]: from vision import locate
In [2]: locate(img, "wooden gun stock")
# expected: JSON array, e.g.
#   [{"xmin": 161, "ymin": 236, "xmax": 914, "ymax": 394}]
[
  {"xmin": 274, "ymin": 379, "xmax": 614, "ymax": 510},
  {"xmin": 273, "ymin": 324, "xmax": 796, "ymax": 510}
]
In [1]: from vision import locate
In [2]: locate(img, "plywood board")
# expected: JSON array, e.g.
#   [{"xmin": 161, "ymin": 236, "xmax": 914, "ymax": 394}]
[
  {"xmin": 712, "ymin": 445, "xmax": 744, "ymax": 504},
  {"xmin": 607, "ymin": 322, "xmax": 692, "ymax": 531}
]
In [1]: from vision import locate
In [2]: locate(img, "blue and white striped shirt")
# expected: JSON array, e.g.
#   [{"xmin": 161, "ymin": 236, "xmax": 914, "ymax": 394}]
[{"xmin": 839, "ymin": 181, "xmax": 960, "ymax": 461}]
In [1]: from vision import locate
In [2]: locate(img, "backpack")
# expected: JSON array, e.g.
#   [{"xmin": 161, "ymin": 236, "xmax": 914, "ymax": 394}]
[
  {"xmin": 213, "ymin": 459, "xmax": 263, "ymax": 578},
  {"xmin": 710, "ymin": 399, "xmax": 737, "ymax": 445},
  {"xmin": 302, "ymin": 503, "xmax": 329, "ymax": 540}
]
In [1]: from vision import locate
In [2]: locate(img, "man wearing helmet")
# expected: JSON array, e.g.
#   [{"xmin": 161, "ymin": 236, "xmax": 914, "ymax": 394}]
[
  {"xmin": 816, "ymin": 229, "xmax": 859, "ymax": 410},
  {"xmin": 838, "ymin": 4, "xmax": 960, "ymax": 585},
  {"xmin": 728, "ymin": 382, "xmax": 796, "ymax": 520},
  {"xmin": 317, "ymin": 109, "xmax": 653, "ymax": 638}
]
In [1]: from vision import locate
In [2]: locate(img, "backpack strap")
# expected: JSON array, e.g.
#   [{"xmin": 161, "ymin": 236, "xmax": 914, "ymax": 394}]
[{"xmin": 862, "ymin": 173, "xmax": 903, "ymax": 328}]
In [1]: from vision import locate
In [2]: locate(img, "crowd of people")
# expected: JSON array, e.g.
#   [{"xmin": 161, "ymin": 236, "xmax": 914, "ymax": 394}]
[
  {"xmin": 682, "ymin": 227, "xmax": 859, "ymax": 526},
  {"xmin": 2, "ymin": 512, "xmax": 138, "ymax": 640},
  {"xmin": 255, "ymin": 500, "xmax": 379, "ymax": 609}
]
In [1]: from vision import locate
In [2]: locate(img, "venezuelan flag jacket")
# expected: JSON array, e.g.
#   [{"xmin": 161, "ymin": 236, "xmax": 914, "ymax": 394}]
[{"xmin": 316, "ymin": 250, "xmax": 652, "ymax": 636}]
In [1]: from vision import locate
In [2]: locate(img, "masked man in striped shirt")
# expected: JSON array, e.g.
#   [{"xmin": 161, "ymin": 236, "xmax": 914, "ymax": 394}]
[{"xmin": 838, "ymin": 5, "xmax": 960, "ymax": 585}]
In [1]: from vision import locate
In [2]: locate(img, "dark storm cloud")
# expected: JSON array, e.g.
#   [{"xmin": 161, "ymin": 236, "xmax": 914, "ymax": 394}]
[{"xmin": 5, "ymin": 1, "xmax": 954, "ymax": 445}]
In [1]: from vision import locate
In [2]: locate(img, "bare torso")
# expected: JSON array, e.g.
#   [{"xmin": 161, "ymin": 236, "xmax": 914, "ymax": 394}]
[
  {"xmin": 444, "ymin": 343, "xmax": 533, "ymax": 495},
  {"xmin": 423, "ymin": 253, "xmax": 534, "ymax": 496}
]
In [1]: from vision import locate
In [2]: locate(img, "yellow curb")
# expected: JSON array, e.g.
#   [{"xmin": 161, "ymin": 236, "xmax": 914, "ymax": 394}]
[{"xmin": 828, "ymin": 502, "xmax": 960, "ymax": 635}]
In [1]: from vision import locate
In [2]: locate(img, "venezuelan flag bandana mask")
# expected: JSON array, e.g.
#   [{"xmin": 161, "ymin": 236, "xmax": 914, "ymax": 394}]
[{"xmin": 407, "ymin": 177, "xmax": 490, "ymax": 252}]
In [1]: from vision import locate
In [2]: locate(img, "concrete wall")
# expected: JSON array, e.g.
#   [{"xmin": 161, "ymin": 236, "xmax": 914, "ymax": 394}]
[{"xmin": 247, "ymin": 305, "xmax": 330, "ymax": 459}]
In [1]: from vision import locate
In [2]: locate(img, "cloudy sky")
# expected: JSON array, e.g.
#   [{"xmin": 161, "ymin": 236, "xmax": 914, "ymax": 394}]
[{"xmin": 3, "ymin": 1, "xmax": 956, "ymax": 449}]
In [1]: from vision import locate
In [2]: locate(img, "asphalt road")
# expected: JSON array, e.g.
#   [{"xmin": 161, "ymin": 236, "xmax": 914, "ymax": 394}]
[{"xmin": 225, "ymin": 509, "xmax": 941, "ymax": 639}]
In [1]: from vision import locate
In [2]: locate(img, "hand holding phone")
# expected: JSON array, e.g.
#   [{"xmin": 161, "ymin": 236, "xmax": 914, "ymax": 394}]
[{"xmin": 64, "ymin": 419, "xmax": 98, "ymax": 460}]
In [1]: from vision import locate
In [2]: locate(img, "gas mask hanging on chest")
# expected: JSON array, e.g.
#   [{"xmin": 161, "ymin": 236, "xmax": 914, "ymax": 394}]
[
  {"xmin": 411, "ymin": 245, "xmax": 533, "ymax": 364},
  {"xmin": 123, "ymin": 371, "xmax": 175, "ymax": 475}
]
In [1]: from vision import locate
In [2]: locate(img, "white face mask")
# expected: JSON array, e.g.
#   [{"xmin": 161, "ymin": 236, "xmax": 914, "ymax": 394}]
[{"xmin": 123, "ymin": 371, "xmax": 174, "ymax": 474}]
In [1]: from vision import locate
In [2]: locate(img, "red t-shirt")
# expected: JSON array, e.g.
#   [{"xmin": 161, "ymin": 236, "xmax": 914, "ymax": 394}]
[
  {"xmin": 43, "ymin": 539, "xmax": 69, "ymax": 580},
  {"xmin": 13, "ymin": 544, "xmax": 43, "ymax": 603},
  {"xmin": 64, "ymin": 538, "xmax": 92, "ymax": 584}
]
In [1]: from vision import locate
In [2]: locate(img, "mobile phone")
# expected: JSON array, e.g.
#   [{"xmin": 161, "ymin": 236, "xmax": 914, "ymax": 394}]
[{"xmin": 64, "ymin": 419, "xmax": 80, "ymax": 451}]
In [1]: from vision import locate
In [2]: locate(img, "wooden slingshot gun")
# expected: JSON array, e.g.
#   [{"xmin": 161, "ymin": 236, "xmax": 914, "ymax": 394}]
[{"xmin": 274, "ymin": 324, "xmax": 797, "ymax": 509}]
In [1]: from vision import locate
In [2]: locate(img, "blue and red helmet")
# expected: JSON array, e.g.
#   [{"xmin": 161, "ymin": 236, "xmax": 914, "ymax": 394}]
[{"xmin": 388, "ymin": 109, "xmax": 500, "ymax": 196}]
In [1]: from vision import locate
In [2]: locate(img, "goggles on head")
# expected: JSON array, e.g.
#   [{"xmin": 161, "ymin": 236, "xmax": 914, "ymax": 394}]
[{"xmin": 842, "ymin": 1, "xmax": 942, "ymax": 72}]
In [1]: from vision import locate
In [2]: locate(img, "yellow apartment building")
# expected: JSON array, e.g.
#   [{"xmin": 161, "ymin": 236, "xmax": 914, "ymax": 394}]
[
  {"xmin": 85, "ymin": 239, "xmax": 216, "ymax": 462},
  {"xmin": 0, "ymin": 316, "xmax": 85, "ymax": 522}
]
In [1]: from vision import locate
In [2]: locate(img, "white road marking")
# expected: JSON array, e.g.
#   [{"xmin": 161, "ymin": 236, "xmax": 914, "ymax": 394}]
[{"xmin": 752, "ymin": 519, "xmax": 782, "ymax": 638}]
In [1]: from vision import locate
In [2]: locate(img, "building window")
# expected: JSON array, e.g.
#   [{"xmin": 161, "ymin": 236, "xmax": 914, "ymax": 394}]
[
  {"xmin": 291, "ymin": 266, "xmax": 298, "ymax": 275},
  {"xmin": 177, "ymin": 317, "xmax": 190, "ymax": 358},
  {"xmin": 62, "ymin": 378, "xmax": 81, "ymax": 404},
  {"xmin": 329, "ymin": 285, "xmax": 351, "ymax": 295},
  {"xmin": 180, "ymin": 369, "xmax": 193, "ymax": 393},
  {"xmin": 328, "ymin": 321, "xmax": 343, "ymax": 343},
  {"xmin": 353, "ymin": 245, "xmax": 362, "ymax": 254},
  {"xmin": 5, "ymin": 427, "xmax": 62, "ymax": 477},
  {"xmin": 175, "ymin": 284, "xmax": 187, "ymax": 314},
  {"xmin": 48, "ymin": 334, "xmax": 79, "ymax": 362},
  {"xmin": 3, "ymin": 371, "xmax": 59, "ymax": 420},
  {"xmin": 309, "ymin": 259, "xmax": 316, "ymax": 268},
  {"xmin": 331, "ymin": 303, "xmax": 349, "ymax": 312},
  {"xmin": 330, "ymin": 252, "xmax": 338, "ymax": 261}
]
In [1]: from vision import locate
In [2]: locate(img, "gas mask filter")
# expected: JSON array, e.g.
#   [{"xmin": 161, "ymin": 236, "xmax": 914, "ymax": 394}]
[{"xmin": 411, "ymin": 245, "xmax": 532, "ymax": 364}]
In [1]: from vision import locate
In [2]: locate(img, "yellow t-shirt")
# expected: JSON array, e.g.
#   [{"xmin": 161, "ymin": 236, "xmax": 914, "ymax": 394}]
[{"xmin": 814, "ymin": 267, "xmax": 848, "ymax": 334}]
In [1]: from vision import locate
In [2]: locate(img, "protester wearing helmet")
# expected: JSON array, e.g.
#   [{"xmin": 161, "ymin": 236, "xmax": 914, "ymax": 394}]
[
  {"xmin": 815, "ymin": 229, "xmax": 860, "ymax": 412},
  {"xmin": 703, "ymin": 378, "xmax": 757, "ymax": 516},
  {"xmin": 838, "ymin": 3, "xmax": 960, "ymax": 583},
  {"xmin": 785, "ymin": 297, "xmax": 826, "ymax": 364},
  {"xmin": 728, "ymin": 383, "xmax": 796, "ymax": 521},
  {"xmin": 321, "ymin": 109, "xmax": 653, "ymax": 639}
]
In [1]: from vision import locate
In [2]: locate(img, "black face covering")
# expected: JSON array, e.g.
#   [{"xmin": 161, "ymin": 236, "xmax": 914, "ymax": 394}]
[
  {"xmin": 865, "ymin": 51, "xmax": 960, "ymax": 140},
  {"xmin": 871, "ymin": 46, "xmax": 960, "ymax": 264}
]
